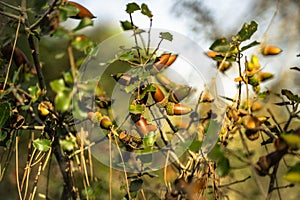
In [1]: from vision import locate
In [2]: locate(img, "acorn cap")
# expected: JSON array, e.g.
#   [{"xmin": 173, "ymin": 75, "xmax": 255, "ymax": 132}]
[{"xmin": 165, "ymin": 102, "xmax": 192, "ymax": 116}]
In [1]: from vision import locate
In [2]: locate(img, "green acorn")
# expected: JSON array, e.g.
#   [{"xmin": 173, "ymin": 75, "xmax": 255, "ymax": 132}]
[
  {"xmin": 165, "ymin": 102, "xmax": 192, "ymax": 116},
  {"xmin": 155, "ymin": 73, "xmax": 177, "ymax": 90},
  {"xmin": 169, "ymin": 86, "xmax": 191, "ymax": 103},
  {"xmin": 99, "ymin": 116, "xmax": 113, "ymax": 130}
]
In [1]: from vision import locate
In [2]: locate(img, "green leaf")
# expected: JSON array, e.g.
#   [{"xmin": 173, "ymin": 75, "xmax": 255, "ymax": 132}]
[
  {"xmin": 141, "ymin": 3, "xmax": 153, "ymax": 18},
  {"xmin": 73, "ymin": 17, "xmax": 94, "ymax": 32},
  {"xmin": 209, "ymin": 38, "xmax": 231, "ymax": 53},
  {"xmin": 160, "ymin": 32, "xmax": 173, "ymax": 42},
  {"xmin": 189, "ymin": 140, "xmax": 202, "ymax": 152},
  {"xmin": 63, "ymin": 71, "xmax": 74, "ymax": 84},
  {"xmin": 129, "ymin": 179, "xmax": 143, "ymax": 192},
  {"xmin": 281, "ymin": 134, "xmax": 300, "ymax": 146},
  {"xmin": 129, "ymin": 104, "xmax": 144, "ymax": 114},
  {"xmin": 257, "ymin": 90, "xmax": 270, "ymax": 99},
  {"xmin": 0, "ymin": 102, "xmax": 11, "ymax": 128},
  {"xmin": 143, "ymin": 131, "xmax": 157, "ymax": 147},
  {"xmin": 59, "ymin": 3, "xmax": 79, "ymax": 22},
  {"xmin": 55, "ymin": 90, "xmax": 72, "ymax": 111},
  {"xmin": 28, "ymin": 85, "xmax": 40, "ymax": 102},
  {"xmin": 33, "ymin": 138, "xmax": 51, "ymax": 152},
  {"xmin": 120, "ymin": 20, "xmax": 134, "ymax": 30},
  {"xmin": 232, "ymin": 21, "xmax": 258, "ymax": 42},
  {"xmin": 284, "ymin": 162, "xmax": 300, "ymax": 183},
  {"xmin": 126, "ymin": 3, "xmax": 140, "ymax": 14},
  {"xmin": 241, "ymin": 41, "xmax": 260, "ymax": 52},
  {"xmin": 139, "ymin": 84, "xmax": 156, "ymax": 100},
  {"xmin": 216, "ymin": 156, "xmax": 230, "ymax": 177},
  {"xmin": 50, "ymin": 79, "xmax": 66, "ymax": 93},
  {"xmin": 208, "ymin": 144, "xmax": 230, "ymax": 177},
  {"xmin": 281, "ymin": 89, "xmax": 300, "ymax": 102},
  {"xmin": 60, "ymin": 139, "xmax": 75, "ymax": 151},
  {"xmin": 72, "ymin": 35, "xmax": 94, "ymax": 53}
]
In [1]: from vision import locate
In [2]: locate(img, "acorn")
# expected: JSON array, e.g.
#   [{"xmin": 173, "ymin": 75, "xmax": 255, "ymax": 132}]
[
  {"xmin": 217, "ymin": 61, "xmax": 232, "ymax": 72},
  {"xmin": 155, "ymin": 73, "xmax": 177, "ymax": 91},
  {"xmin": 243, "ymin": 115, "xmax": 262, "ymax": 141},
  {"xmin": 206, "ymin": 51, "xmax": 219, "ymax": 58},
  {"xmin": 165, "ymin": 102, "xmax": 192, "ymax": 116},
  {"xmin": 67, "ymin": 1, "xmax": 96, "ymax": 19},
  {"xmin": 135, "ymin": 117, "xmax": 157, "ymax": 136},
  {"xmin": 169, "ymin": 86, "xmax": 191, "ymax": 103},
  {"xmin": 165, "ymin": 54, "xmax": 178, "ymax": 66},
  {"xmin": 151, "ymin": 84, "xmax": 165, "ymax": 103},
  {"xmin": 38, "ymin": 101, "xmax": 54, "ymax": 116},
  {"xmin": 99, "ymin": 115, "xmax": 113, "ymax": 130},
  {"xmin": 262, "ymin": 45, "xmax": 282, "ymax": 56},
  {"xmin": 258, "ymin": 72, "xmax": 273, "ymax": 82},
  {"xmin": 154, "ymin": 53, "xmax": 171, "ymax": 71},
  {"xmin": 243, "ymin": 115, "xmax": 262, "ymax": 130},
  {"xmin": 154, "ymin": 53, "xmax": 178, "ymax": 71},
  {"xmin": 1, "ymin": 45, "xmax": 30, "ymax": 69}
]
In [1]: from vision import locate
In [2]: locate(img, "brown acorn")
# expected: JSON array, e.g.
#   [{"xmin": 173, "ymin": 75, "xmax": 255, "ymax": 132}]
[
  {"xmin": 154, "ymin": 53, "xmax": 171, "ymax": 71},
  {"xmin": 262, "ymin": 45, "xmax": 282, "ymax": 56},
  {"xmin": 151, "ymin": 84, "xmax": 165, "ymax": 103},
  {"xmin": 206, "ymin": 51, "xmax": 219, "ymax": 58},
  {"xmin": 243, "ymin": 115, "xmax": 262, "ymax": 141},
  {"xmin": 169, "ymin": 86, "xmax": 191, "ymax": 103},
  {"xmin": 165, "ymin": 54, "xmax": 178, "ymax": 66},
  {"xmin": 68, "ymin": 1, "xmax": 96, "ymax": 19},
  {"xmin": 1, "ymin": 45, "xmax": 30, "ymax": 70},
  {"xmin": 154, "ymin": 53, "xmax": 178, "ymax": 71},
  {"xmin": 135, "ymin": 117, "xmax": 157, "ymax": 136},
  {"xmin": 165, "ymin": 102, "xmax": 192, "ymax": 116}
]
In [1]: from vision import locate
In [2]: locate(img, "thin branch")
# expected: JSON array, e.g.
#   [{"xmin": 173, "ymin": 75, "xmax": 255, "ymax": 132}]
[
  {"xmin": 0, "ymin": 10, "xmax": 23, "ymax": 21},
  {"xmin": 15, "ymin": 136, "xmax": 23, "ymax": 200},
  {"xmin": 2, "ymin": 17, "xmax": 21, "ymax": 91},
  {"xmin": 0, "ymin": 1, "xmax": 22, "ymax": 11}
]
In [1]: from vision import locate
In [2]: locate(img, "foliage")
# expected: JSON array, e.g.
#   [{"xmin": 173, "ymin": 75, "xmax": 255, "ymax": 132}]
[{"xmin": 0, "ymin": 1, "xmax": 299, "ymax": 200}]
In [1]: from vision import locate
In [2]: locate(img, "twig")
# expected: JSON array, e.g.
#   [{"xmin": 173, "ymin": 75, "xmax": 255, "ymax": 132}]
[
  {"xmin": 0, "ymin": 1, "xmax": 22, "ymax": 11},
  {"xmin": 218, "ymin": 176, "xmax": 251, "ymax": 188},
  {"xmin": 21, "ymin": 0, "xmax": 47, "ymax": 92},
  {"xmin": 112, "ymin": 130, "xmax": 131, "ymax": 199},
  {"xmin": 15, "ymin": 136, "xmax": 23, "ymax": 200},
  {"xmin": 0, "ymin": 10, "xmax": 23, "ymax": 21},
  {"xmin": 266, "ymin": 162, "xmax": 280, "ymax": 200},
  {"xmin": 2, "ymin": 17, "xmax": 21, "ymax": 91}
]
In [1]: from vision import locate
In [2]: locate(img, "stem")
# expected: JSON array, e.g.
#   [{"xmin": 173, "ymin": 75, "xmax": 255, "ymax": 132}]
[
  {"xmin": 266, "ymin": 162, "xmax": 279, "ymax": 200},
  {"xmin": 146, "ymin": 18, "xmax": 152, "ymax": 55},
  {"xmin": 129, "ymin": 13, "xmax": 142, "ymax": 64},
  {"xmin": 2, "ymin": 17, "xmax": 21, "ymax": 91},
  {"xmin": 21, "ymin": 0, "xmax": 47, "ymax": 93}
]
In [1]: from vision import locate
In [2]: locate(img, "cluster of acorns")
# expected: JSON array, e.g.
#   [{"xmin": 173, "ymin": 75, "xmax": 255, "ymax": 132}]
[{"xmin": 112, "ymin": 53, "xmax": 194, "ymax": 136}]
